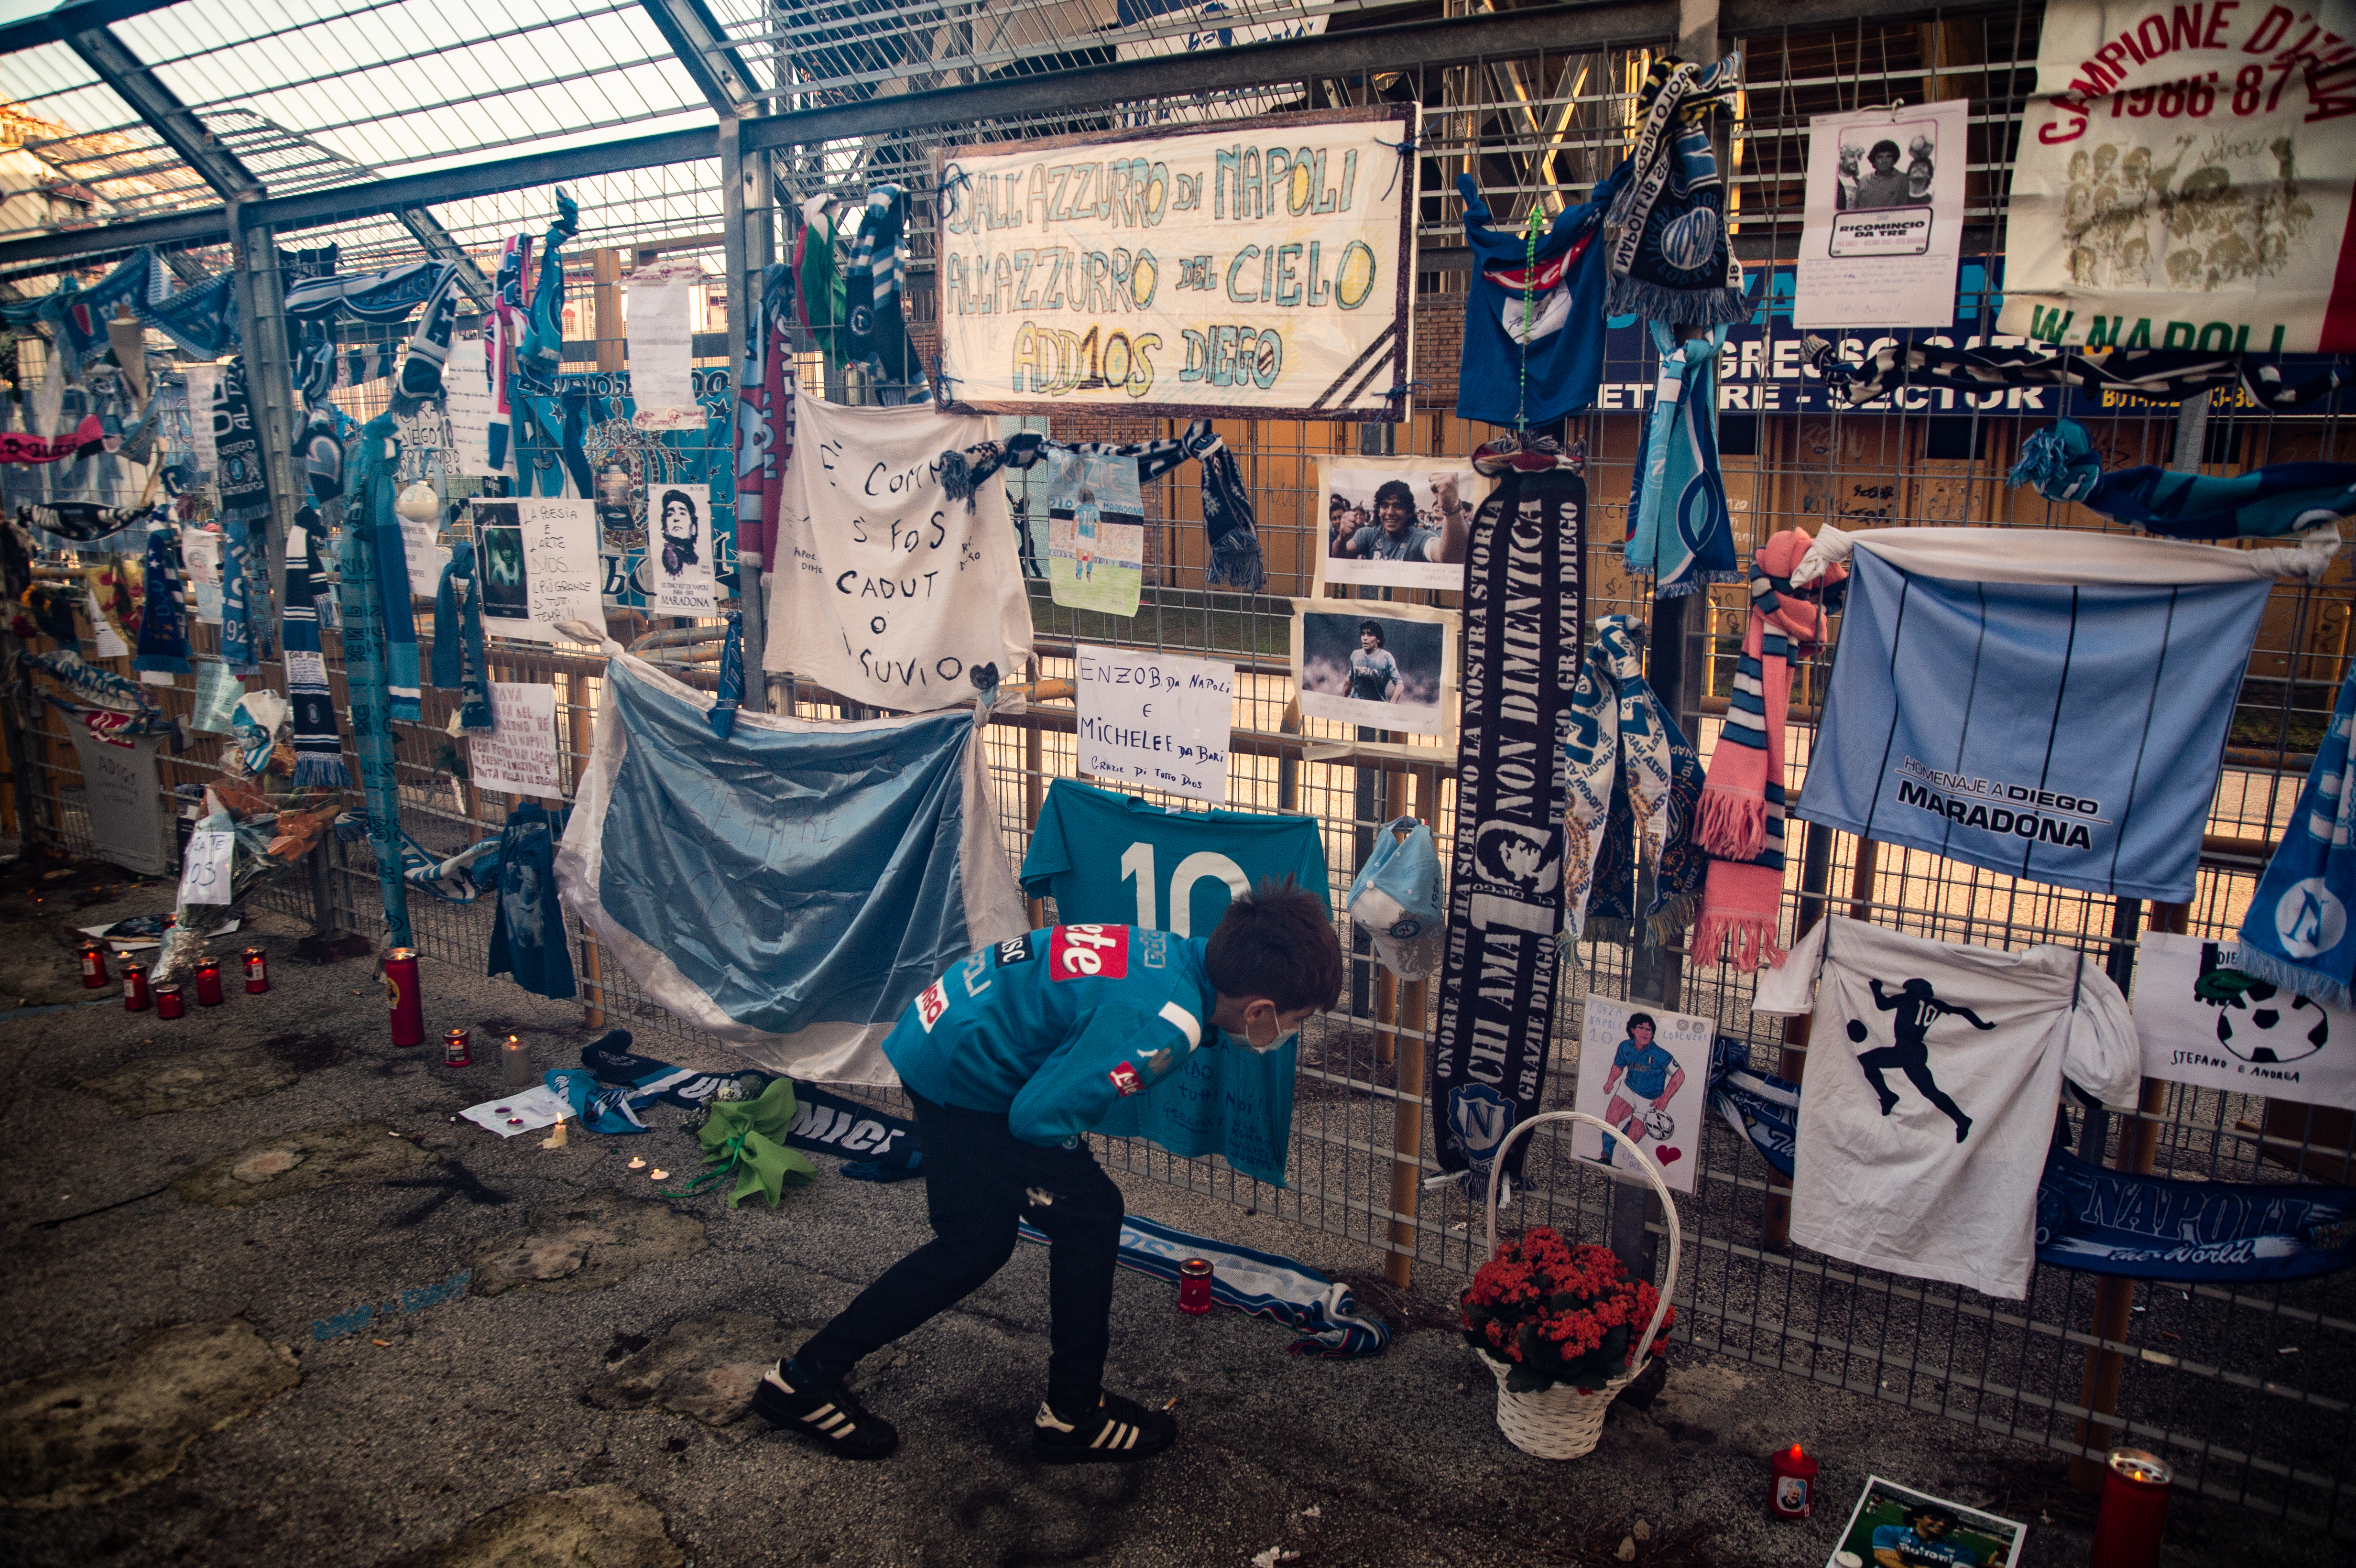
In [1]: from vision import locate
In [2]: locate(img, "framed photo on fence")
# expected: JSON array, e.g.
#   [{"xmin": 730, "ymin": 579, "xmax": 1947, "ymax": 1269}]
[
  {"xmin": 1289, "ymin": 599, "xmax": 1457, "ymax": 742},
  {"xmin": 1312, "ymin": 455, "xmax": 1487, "ymax": 593}
]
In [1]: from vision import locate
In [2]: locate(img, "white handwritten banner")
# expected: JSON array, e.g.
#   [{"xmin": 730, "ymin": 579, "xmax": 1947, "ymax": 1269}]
[
  {"xmin": 478, "ymin": 499, "xmax": 605, "ymax": 644},
  {"xmin": 766, "ymin": 399, "xmax": 1033, "ymax": 711},
  {"xmin": 1075, "ymin": 644, "xmax": 1233, "ymax": 803},
  {"xmin": 1999, "ymin": 0, "xmax": 2356, "ymax": 351},
  {"xmin": 934, "ymin": 105, "xmax": 1418, "ymax": 419},
  {"xmin": 470, "ymin": 682, "xmax": 566, "ymax": 800},
  {"xmin": 444, "ymin": 336, "xmax": 497, "ymax": 475},
  {"xmin": 625, "ymin": 267, "xmax": 701, "ymax": 430},
  {"xmin": 2134, "ymin": 931, "xmax": 2356, "ymax": 1110}
]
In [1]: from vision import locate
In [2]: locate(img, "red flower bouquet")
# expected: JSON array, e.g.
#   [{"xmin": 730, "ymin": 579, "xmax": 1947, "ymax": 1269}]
[{"xmin": 1460, "ymin": 1228, "xmax": 1672, "ymax": 1394}]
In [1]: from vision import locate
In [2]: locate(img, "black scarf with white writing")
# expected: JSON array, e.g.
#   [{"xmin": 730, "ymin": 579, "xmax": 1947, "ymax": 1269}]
[{"xmin": 1431, "ymin": 435, "xmax": 1585, "ymax": 1198}]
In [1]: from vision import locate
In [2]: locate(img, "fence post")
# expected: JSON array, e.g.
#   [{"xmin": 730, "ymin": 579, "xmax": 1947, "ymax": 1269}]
[
  {"xmin": 721, "ymin": 112, "xmax": 775, "ymax": 712},
  {"xmin": 1384, "ymin": 764, "xmax": 1439, "ymax": 1287},
  {"xmin": 2069, "ymin": 894, "xmax": 2156, "ymax": 1486},
  {"xmin": 334, "ymin": 425, "xmax": 414, "ymax": 950}
]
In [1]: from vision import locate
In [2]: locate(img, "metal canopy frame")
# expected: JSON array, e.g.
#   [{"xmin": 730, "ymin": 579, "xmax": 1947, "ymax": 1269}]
[{"xmin": 0, "ymin": 0, "xmax": 2012, "ymax": 274}]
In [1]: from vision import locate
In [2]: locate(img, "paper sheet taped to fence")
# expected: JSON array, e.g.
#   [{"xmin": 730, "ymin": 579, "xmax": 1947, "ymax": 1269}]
[
  {"xmin": 555, "ymin": 649, "xmax": 1026, "ymax": 1085},
  {"xmin": 1996, "ymin": 0, "xmax": 2356, "ymax": 353},
  {"xmin": 933, "ymin": 106, "xmax": 1418, "ymax": 418}
]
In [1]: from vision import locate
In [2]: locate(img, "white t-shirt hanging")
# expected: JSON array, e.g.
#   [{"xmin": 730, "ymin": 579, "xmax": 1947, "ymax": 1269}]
[
  {"xmin": 766, "ymin": 399, "xmax": 1033, "ymax": 711},
  {"xmin": 1751, "ymin": 916, "xmax": 2141, "ymax": 1301}
]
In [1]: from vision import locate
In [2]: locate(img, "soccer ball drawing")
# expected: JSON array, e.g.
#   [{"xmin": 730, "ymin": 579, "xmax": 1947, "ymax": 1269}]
[
  {"xmin": 2194, "ymin": 965, "xmax": 2331, "ymax": 1066},
  {"xmin": 1643, "ymin": 1108, "xmax": 1675, "ymax": 1141}
]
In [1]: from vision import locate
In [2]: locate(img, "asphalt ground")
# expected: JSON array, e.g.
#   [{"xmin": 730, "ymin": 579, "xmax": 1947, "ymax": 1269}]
[{"xmin": 0, "ymin": 858, "xmax": 2347, "ymax": 1568}]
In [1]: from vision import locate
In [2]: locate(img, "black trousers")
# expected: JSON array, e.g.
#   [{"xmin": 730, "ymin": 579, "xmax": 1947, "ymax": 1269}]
[{"xmin": 794, "ymin": 1090, "xmax": 1125, "ymax": 1416}]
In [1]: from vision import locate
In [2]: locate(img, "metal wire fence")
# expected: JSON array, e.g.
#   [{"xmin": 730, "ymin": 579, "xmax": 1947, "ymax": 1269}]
[{"xmin": 9, "ymin": 1, "xmax": 2356, "ymax": 1534}]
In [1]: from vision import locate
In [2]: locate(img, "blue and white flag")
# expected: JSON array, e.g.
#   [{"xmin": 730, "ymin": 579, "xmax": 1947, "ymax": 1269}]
[
  {"xmin": 1795, "ymin": 526, "xmax": 2330, "ymax": 903},
  {"xmin": 556, "ymin": 648, "xmax": 1026, "ymax": 1084},
  {"xmin": 1019, "ymin": 1211, "xmax": 1390, "ymax": 1358}
]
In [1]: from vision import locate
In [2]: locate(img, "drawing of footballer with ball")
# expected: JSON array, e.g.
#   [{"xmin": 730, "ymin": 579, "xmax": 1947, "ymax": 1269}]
[{"xmin": 1601, "ymin": 1012, "xmax": 1686, "ymax": 1168}]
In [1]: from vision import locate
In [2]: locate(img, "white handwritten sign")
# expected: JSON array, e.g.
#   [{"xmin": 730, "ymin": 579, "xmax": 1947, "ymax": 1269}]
[
  {"xmin": 491, "ymin": 499, "xmax": 604, "ymax": 644},
  {"xmin": 184, "ymin": 362, "xmax": 222, "ymax": 476},
  {"xmin": 625, "ymin": 272, "xmax": 700, "ymax": 429},
  {"xmin": 934, "ymin": 105, "xmax": 1416, "ymax": 419},
  {"xmin": 470, "ymin": 682, "xmax": 566, "ymax": 799},
  {"xmin": 443, "ymin": 336, "xmax": 497, "ymax": 475},
  {"xmin": 1076, "ymin": 644, "xmax": 1233, "ymax": 803},
  {"xmin": 2134, "ymin": 931, "xmax": 2356, "ymax": 1111},
  {"xmin": 178, "ymin": 828, "xmax": 235, "ymax": 906},
  {"xmin": 765, "ymin": 399, "xmax": 1033, "ymax": 711}
]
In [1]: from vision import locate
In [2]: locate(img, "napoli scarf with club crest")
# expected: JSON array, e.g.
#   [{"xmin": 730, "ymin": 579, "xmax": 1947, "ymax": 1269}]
[{"xmin": 1430, "ymin": 433, "xmax": 1586, "ymax": 1200}]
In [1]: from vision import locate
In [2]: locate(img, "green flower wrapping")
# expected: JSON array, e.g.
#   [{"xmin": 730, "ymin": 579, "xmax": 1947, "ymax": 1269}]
[{"xmin": 687, "ymin": 1077, "xmax": 818, "ymax": 1208}]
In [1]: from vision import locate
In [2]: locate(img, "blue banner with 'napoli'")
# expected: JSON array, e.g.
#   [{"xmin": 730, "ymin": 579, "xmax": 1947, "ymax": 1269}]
[{"xmin": 2036, "ymin": 1146, "xmax": 2356, "ymax": 1283}]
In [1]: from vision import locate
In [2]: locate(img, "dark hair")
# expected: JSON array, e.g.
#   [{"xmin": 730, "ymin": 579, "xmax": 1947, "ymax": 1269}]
[
  {"xmin": 659, "ymin": 488, "xmax": 698, "ymax": 522},
  {"xmin": 1328, "ymin": 492, "xmax": 1350, "ymax": 512},
  {"xmin": 1906, "ymin": 1504, "xmax": 1959, "ymax": 1530},
  {"xmin": 1357, "ymin": 619, "xmax": 1385, "ymax": 645},
  {"xmin": 1206, "ymin": 876, "xmax": 1343, "ymax": 1013},
  {"xmin": 1373, "ymin": 479, "xmax": 1416, "ymax": 516},
  {"xmin": 1627, "ymin": 1013, "xmax": 1656, "ymax": 1034},
  {"xmin": 1869, "ymin": 139, "xmax": 1901, "ymax": 163}
]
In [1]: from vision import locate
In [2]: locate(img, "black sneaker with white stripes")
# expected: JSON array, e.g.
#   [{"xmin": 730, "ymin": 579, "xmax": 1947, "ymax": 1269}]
[
  {"xmin": 749, "ymin": 1362, "xmax": 899, "ymax": 1460},
  {"xmin": 1032, "ymin": 1390, "xmax": 1175, "ymax": 1464}
]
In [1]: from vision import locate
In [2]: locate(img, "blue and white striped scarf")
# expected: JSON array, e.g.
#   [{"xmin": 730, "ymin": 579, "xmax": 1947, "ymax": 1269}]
[
  {"xmin": 1017, "ymin": 1212, "xmax": 1389, "ymax": 1358},
  {"xmin": 431, "ymin": 538, "xmax": 492, "ymax": 732},
  {"xmin": 283, "ymin": 511, "xmax": 350, "ymax": 787},
  {"xmin": 132, "ymin": 519, "xmax": 191, "ymax": 676},
  {"xmin": 353, "ymin": 414, "xmax": 422, "ymax": 721}
]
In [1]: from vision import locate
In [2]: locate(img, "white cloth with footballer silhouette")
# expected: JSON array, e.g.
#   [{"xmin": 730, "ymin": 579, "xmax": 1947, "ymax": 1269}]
[{"xmin": 1751, "ymin": 916, "xmax": 2140, "ymax": 1300}]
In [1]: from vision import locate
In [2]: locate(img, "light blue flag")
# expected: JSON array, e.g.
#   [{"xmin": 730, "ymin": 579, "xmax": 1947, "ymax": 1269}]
[
  {"xmin": 1797, "ymin": 528, "xmax": 2282, "ymax": 903},
  {"xmin": 556, "ymin": 649, "xmax": 1026, "ymax": 1085}
]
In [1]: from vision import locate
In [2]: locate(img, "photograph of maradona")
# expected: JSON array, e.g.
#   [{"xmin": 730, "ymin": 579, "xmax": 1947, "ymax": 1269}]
[
  {"xmin": 1315, "ymin": 455, "xmax": 1490, "ymax": 592},
  {"xmin": 1290, "ymin": 600, "xmax": 1457, "ymax": 739},
  {"xmin": 648, "ymin": 481, "xmax": 716, "ymax": 615}
]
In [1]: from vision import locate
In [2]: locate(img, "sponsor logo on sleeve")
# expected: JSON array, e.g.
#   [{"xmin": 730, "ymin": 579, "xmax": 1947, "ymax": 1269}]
[
  {"xmin": 1108, "ymin": 1061, "xmax": 1145, "ymax": 1096},
  {"xmin": 996, "ymin": 934, "xmax": 1037, "ymax": 966},
  {"xmin": 1050, "ymin": 924, "xmax": 1130, "ymax": 980},
  {"xmin": 915, "ymin": 979, "xmax": 949, "ymax": 1032}
]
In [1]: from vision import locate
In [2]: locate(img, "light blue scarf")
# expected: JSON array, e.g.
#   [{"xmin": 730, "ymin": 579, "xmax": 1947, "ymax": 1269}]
[
  {"xmin": 1624, "ymin": 321, "xmax": 1737, "ymax": 600},
  {"xmin": 353, "ymin": 414, "xmax": 422, "ymax": 721},
  {"xmin": 2236, "ymin": 661, "xmax": 2356, "ymax": 1007}
]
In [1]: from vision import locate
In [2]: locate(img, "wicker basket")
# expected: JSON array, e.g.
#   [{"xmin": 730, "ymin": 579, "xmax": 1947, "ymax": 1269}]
[{"xmin": 1472, "ymin": 1110, "xmax": 1683, "ymax": 1460}]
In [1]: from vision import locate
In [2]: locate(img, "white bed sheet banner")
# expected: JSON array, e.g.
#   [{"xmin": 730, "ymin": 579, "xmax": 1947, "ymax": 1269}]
[
  {"xmin": 766, "ymin": 399, "xmax": 1033, "ymax": 711},
  {"xmin": 932, "ymin": 106, "xmax": 1418, "ymax": 417},
  {"xmin": 1998, "ymin": 0, "xmax": 2356, "ymax": 352}
]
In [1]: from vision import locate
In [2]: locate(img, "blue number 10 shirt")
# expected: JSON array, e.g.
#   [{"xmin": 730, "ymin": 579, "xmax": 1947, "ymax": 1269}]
[{"xmin": 1020, "ymin": 779, "xmax": 1330, "ymax": 1187}]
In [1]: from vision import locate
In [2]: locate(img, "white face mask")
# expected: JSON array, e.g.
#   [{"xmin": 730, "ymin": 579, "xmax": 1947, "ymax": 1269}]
[{"xmin": 1234, "ymin": 1011, "xmax": 1298, "ymax": 1054}]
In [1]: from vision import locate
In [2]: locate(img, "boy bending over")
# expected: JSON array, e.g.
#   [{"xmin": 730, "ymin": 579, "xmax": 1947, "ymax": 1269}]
[{"xmin": 754, "ymin": 878, "xmax": 1343, "ymax": 1464}]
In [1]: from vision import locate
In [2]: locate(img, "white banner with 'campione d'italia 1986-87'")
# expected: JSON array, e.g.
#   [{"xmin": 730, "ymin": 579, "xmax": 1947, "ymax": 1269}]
[
  {"xmin": 932, "ymin": 106, "xmax": 1418, "ymax": 420},
  {"xmin": 1999, "ymin": 0, "xmax": 2356, "ymax": 352}
]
